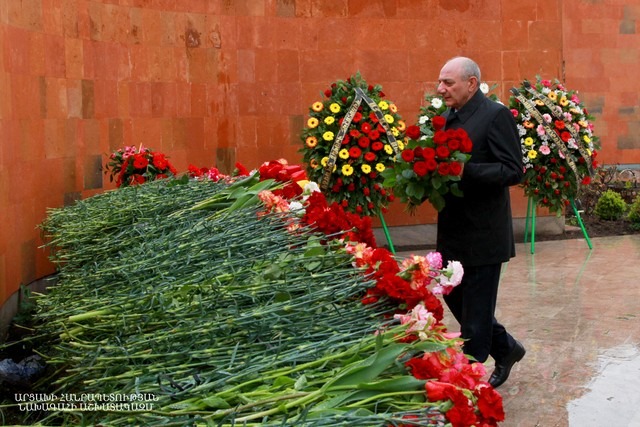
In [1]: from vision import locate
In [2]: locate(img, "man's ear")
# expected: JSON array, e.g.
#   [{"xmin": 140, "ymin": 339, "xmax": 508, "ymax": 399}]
[{"xmin": 468, "ymin": 76, "xmax": 479, "ymax": 93}]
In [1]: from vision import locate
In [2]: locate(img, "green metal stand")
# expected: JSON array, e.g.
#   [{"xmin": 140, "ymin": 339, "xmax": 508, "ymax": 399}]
[
  {"xmin": 524, "ymin": 197, "xmax": 592, "ymax": 254},
  {"xmin": 377, "ymin": 211, "xmax": 396, "ymax": 254}
]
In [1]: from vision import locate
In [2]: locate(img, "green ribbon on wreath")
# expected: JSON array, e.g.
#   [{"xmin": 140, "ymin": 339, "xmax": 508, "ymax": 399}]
[
  {"xmin": 510, "ymin": 87, "xmax": 582, "ymax": 185},
  {"xmin": 521, "ymin": 81, "xmax": 594, "ymax": 177},
  {"xmin": 320, "ymin": 87, "xmax": 400, "ymax": 191}
]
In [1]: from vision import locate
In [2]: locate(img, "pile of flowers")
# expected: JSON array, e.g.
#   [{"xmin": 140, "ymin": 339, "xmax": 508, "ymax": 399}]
[
  {"xmin": 509, "ymin": 77, "xmax": 599, "ymax": 213},
  {"xmin": 256, "ymin": 159, "xmax": 505, "ymax": 426},
  {"xmin": 382, "ymin": 94, "xmax": 473, "ymax": 212},
  {"xmin": 299, "ymin": 72, "xmax": 405, "ymax": 217},
  {"xmin": 105, "ymin": 145, "xmax": 178, "ymax": 188}
]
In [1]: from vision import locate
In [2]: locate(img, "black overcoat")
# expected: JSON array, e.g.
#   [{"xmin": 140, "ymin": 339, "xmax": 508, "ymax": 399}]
[{"xmin": 436, "ymin": 90, "xmax": 524, "ymax": 267}]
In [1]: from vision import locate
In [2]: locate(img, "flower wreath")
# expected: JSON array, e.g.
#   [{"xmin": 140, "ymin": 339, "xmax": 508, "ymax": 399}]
[
  {"xmin": 105, "ymin": 145, "xmax": 178, "ymax": 188},
  {"xmin": 299, "ymin": 73, "xmax": 405, "ymax": 217},
  {"xmin": 509, "ymin": 77, "xmax": 600, "ymax": 213},
  {"xmin": 381, "ymin": 92, "xmax": 473, "ymax": 213}
]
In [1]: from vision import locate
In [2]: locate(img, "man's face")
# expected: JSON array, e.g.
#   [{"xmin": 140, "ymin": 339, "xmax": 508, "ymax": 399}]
[{"xmin": 437, "ymin": 60, "xmax": 476, "ymax": 110}]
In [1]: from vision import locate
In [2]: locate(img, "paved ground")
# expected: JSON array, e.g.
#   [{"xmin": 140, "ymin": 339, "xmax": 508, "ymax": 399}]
[{"xmin": 390, "ymin": 233, "xmax": 640, "ymax": 427}]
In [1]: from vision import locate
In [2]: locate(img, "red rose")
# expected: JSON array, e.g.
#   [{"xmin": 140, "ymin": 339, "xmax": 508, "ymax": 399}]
[
  {"xmin": 425, "ymin": 158, "xmax": 438, "ymax": 171},
  {"xmin": 349, "ymin": 146, "xmax": 362, "ymax": 158},
  {"xmin": 433, "ymin": 130, "xmax": 448, "ymax": 145},
  {"xmin": 413, "ymin": 146, "xmax": 423, "ymax": 158},
  {"xmin": 436, "ymin": 146, "xmax": 450, "ymax": 159},
  {"xmin": 432, "ymin": 115, "xmax": 446, "ymax": 131},
  {"xmin": 422, "ymin": 147, "xmax": 436, "ymax": 159},
  {"xmin": 413, "ymin": 161, "xmax": 428, "ymax": 177},
  {"xmin": 324, "ymin": 89, "xmax": 332, "ymax": 97},
  {"xmin": 447, "ymin": 138, "xmax": 461, "ymax": 151},
  {"xmin": 449, "ymin": 161, "xmax": 462, "ymax": 176},
  {"xmin": 406, "ymin": 125, "xmax": 421, "ymax": 140},
  {"xmin": 401, "ymin": 149, "xmax": 415, "ymax": 162},
  {"xmin": 460, "ymin": 136, "xmax": 473, "ymax": 153},
  {"xmin": 437, "ymin": 162, "xmax": 451, "ymax": 176}
]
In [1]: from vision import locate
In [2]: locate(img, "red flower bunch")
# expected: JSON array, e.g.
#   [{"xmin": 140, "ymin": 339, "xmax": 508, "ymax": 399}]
[
  {"xmin": 258, "ymin": 159, "xmax": 307, "ymax": 200},
  {"xmin": 105, "ymin": 145, "xmax": 177, "ymax": 188},
  {"xmin": 301, "ymin": 191, "xmax": 377, "ymax": 248},
  {"xmin": 382, "ymin": 118, "xmax": 472, "ymax": 212},
  {"xmin": 404, "ymin": 348, "xmax": 505, "ymax": 426}
]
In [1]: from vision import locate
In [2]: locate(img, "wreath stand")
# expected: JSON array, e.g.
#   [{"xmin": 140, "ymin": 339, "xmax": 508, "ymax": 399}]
[
  {"xmin": 524, "ymin": 197, "xmax": 592, "ymax": 254},
  {"xmin": 377, "ymin": 211, "xmax": 396, "ymax": 254}
]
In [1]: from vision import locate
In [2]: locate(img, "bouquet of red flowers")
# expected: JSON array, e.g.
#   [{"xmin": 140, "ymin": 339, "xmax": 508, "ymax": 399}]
[
  {"xmin": 105, "ymin": 145, "xmax": 177, "ymax": 188},
  {"xmin": 382, "ymin": 112, "xmax": 472, "ymax": 213}
]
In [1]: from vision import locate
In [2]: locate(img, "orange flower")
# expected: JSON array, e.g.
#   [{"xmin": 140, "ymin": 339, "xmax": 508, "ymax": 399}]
[{"xmin": 306, "ymin": 136, "xmax": 318, "ymax": 148}]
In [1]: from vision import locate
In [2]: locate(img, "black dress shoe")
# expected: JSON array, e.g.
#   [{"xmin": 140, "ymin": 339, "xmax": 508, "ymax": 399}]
[{"xmin": 489, "ymin": 340, "xmax": 526, "ymax": 388}]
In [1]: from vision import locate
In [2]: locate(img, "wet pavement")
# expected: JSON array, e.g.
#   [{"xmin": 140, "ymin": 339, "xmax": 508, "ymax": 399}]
[{"xmin": 392, "ymin": 234, "xmax": 640, "ymax": 427}]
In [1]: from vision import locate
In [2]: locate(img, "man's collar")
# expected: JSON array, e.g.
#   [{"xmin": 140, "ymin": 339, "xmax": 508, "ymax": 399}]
[{"xmin": 453, "ymin": 90, "xmax": 483, "ymax": 123}]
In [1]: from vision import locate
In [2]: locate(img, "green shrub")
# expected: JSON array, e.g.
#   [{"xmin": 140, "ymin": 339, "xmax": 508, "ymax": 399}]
[
  {"xmin": 594, "ymin": 189, "xmax": 627, "ymax": 220},
  {"xmin": 628, "ymin": 194, "xmax": 640, "ymax": 224}
]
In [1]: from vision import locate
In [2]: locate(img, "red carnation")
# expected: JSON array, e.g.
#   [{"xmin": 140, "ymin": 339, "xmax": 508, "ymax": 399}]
[
  {"xmin": 361, "ymin": 122, "xmax": 372, "ymax": 133},
  {"xmin": 133, "ymin": 153, "xmax": 149, "ymax": 169},
  {"xmin": 555, "ymin": 120, "xmax": 565, "ymax": 130},
  {"xmin": 561, "ymin": 131, "xmax": 571, "ymax": 142},
  {"xmin": 349, "ymin": 129, "xmax": 361, "ymax": 138},
  {"xmin": 372, "ymin": 141, "xmax": 384, "ymax": 151},
  {"xmin": 364, "ymin": 152, "xmax": 377, "ymax": 162},
  {"xmin": 369, "ymin": 130, "xmax": 380, "ymax": 140},
  {"xmin": 406, "ymin": 125, "xmax": 421, "ymax": 140},
  {"xmin": 352, "ymin": 112, "xmax": 363, "ymax": 123}
]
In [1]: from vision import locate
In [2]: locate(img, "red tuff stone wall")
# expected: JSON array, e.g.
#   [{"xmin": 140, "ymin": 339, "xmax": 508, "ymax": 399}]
[{"xmin": 1, "ymin": 0, "xmax": 639, "ymax": 308}]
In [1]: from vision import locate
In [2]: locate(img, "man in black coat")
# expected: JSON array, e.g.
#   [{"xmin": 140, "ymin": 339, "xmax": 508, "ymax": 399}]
[{"xmin": 436, "ymin": 56, "xmax": 525, "ymax": 388}]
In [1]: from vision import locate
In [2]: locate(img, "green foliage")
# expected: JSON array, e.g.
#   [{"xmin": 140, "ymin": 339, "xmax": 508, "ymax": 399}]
[
  {"xmin": 594, "ymin": 189, "xmax": 627, "ymax": 220},
  {"xmin": 627, "ymin": 194, "xmax": 640, "ymax": 224}
]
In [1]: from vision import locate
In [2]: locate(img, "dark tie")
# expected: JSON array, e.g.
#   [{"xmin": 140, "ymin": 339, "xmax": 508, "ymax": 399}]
[{"xmin": 446, "ymin": 109, "xmax": 458, "ymax": 129}]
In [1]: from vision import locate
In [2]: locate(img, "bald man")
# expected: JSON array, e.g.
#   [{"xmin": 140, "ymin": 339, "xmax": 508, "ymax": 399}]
[{"xmin": 435, "ymin": 57, "xmax": 525, "ymax": 388}]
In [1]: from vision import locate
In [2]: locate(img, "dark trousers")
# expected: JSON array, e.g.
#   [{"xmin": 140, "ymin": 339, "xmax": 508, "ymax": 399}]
[{"xmin": 443, "ymin": 263, "xmax": 516, "ymax": 363}]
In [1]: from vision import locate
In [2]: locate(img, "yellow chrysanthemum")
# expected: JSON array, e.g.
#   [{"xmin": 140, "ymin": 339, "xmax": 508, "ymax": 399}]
[
  {"xmin": 384, "ymin": 144, "xmax": 393, "ymax": 155},
  {"xmin": 384, "ymin": 114, "xmax": 394, "ymax": 124},
  {"xmin": 329, "ymin": 103, "xmax": 341, "ymax": 113},
  {"xmin": 306, "ymin": 136, "xmax": 318, "ymax": 148},
  {"xmin": 396, "ymin": 120, "xmax": 406, "ymax": 131},
  {"xmin": 341, "ymin": 164, "xmax": 354, "ymax": 176},
  {"xmin": 527, "ymin": 150, "xmax": 538, "ymax": 159},
  {"xmin": 559, "ymin": 96, "xmax": 569, "ymax": 107},
  {"xmin": 534, "ymin": 99, "xmax": 545, "ymax": 106},
  {"xmin": 361, "ymin": 164, "xmax": 372, "ymax": 174},
  {"xmin": 548, "ymin": 91, "xmax": 557, "ymax": 101},
  {"xmin": 321, "ymin": 157, "xmax": 329, "ymax": 167},
  {"xmin": 378, "ymin": 100, "xmax": 389, "ymax": 110},
  {"xmin": 389, "ymin": 103, "xmax": 398, "ymax": 113},
  {"xmin": 391, "ymin": 127, "xmax": 400, "ymax": 137},
  {"xmin": 324, "ymin": 116, "xmax": 335, "ymax": 125},
  {"xmin": 578, "ymin": 120, "xmax": 588, "ymax": 128},
  {"xmin": 323, "ymin": 131, "xmax": 334, "ymax": 141},
  {"xmin": 312, "ymin": 102, "xmax": 324, "ymax": 112},
  {"xmin": 583, "ymin": 135, "xmax": 591, "ymax": 144},
  {"xmin": 375, "ymin": 163, "xmax": 386, "ymax": 172},
  {"xmin": 523, "ymin": 121, "xmax": 534, "ymax": 129},
  {"xmin": 307, "ymin": 117, "xmax": 319, "ymax": 128},
  {"xmin": 338, "ymin": 148, "xmax": 349, "ymax": 159},
  {"xmin": 524, "ymin": 137, "xmax": 534, "ymax": 146},
  {"xmin": 397, "ymin": 140, "xmax": 405, "ymax": 150}
]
